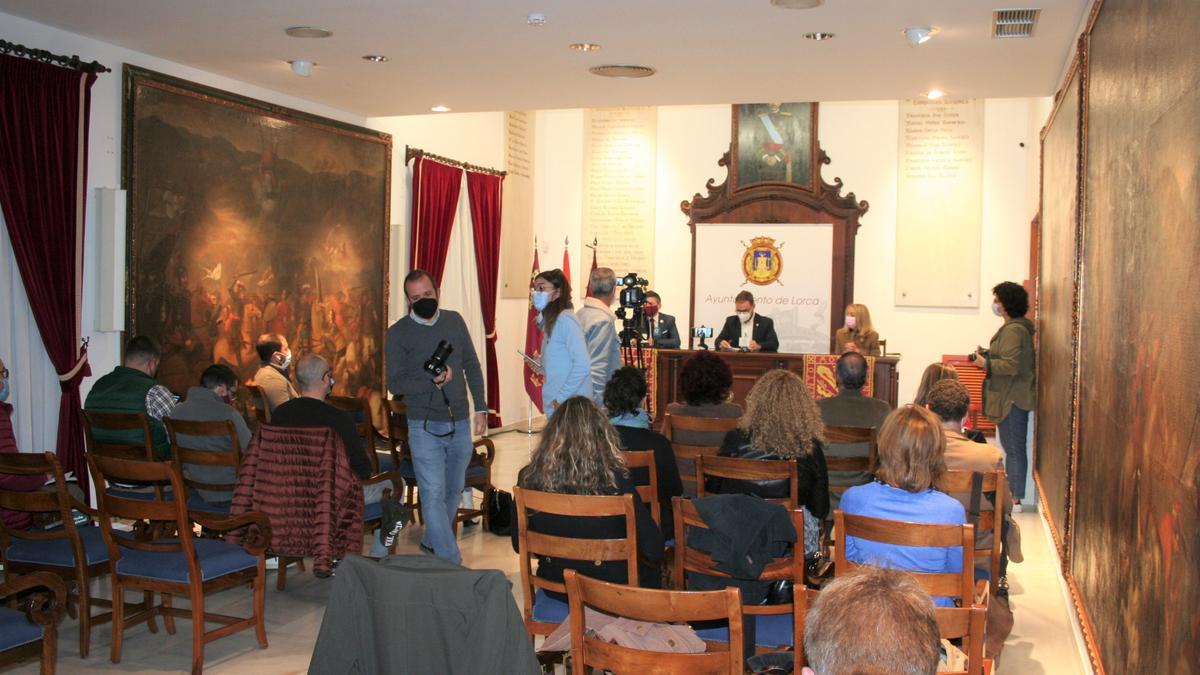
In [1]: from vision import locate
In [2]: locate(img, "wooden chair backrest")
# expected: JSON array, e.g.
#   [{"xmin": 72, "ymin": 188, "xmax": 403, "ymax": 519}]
[
  {"xmin": 935, "ymin": 605, "xmax": 988, "ymax": 675},
  {"xmin": 695, "ymin": 455, "xmax": 799, "ymax": 509},
  {"xmin": 565, "ymin": 569, "xmax": 744, "ymax": 675},
  {"xmin": 621, "ymin": 450, "xmax": 660, "ymax": 525},
  {"xmin": 386, "ymin": 399, "xmax": 410, "ymax": 459},
  {"xmin": 163, "ymin": 418, "xmax": 242, "ymax": 497},
  {"xmin": 938, "ymin": 469, "xmax": 1007, "ymax": 583},
  {"xmin": 662, "ymin": 413, "xmax": 739, "ymax": 495},
  {"xmin": 327, "ymin": 394, "xmax": 379, "ymax": 473},
  {"xmin": 80, "ymin": 410, "xmax": 155, "ymax": 462},
  {"xmin": 513, "ymin": 487, "xmax": 639, "ymax": 636},
  {"xmin": 0, "ymin": 452, "xmax": 86, "ymax": 556},
  {"xmin": 245, "ymin": 384, "xmax": 270, "ymax": 424},
  {"xmin": 822, "ymin": 425, "xmax": 878, "ymax": 496},
  {"xmin": 672, "ymin": 496, "xmax": 810, "ymax": 669},
  {"xmin": 834, "ymin": 510, "xmax": 976, "ymax": 602}
]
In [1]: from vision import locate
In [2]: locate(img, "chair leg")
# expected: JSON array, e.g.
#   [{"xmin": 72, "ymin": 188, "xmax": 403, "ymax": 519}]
[
  {"xmin": 480, "ymin": 486, "xmax": 495, "ymax": 530},
  {"xmin": 41, "ymin": 629, "xmax": 56, "ymax": 675},
  {"xmin": 110, "ymin": 581, "xmax": 125, "ymax": 664},
  {"xmin": 276, "ymin": 559, "xmax": 288, "ymax": 592},
  {"xmin": 161, "ymin": 593, "xmax": 176, "ymax": 634},
  {"xmin": 77, "ymin": 578, "xmax": 91, "ymax": 659},
  {"xmin": 254, "ymin": 564, "xmax": 268, "ymax": 648},
  {"xmin": 144, "ymin": 590, "xmax": 159, "ymax": 634},
  {"xmin": 189, "ymin": 586, "xmax": 205, "ymax": 675},
  {"xmin": 297, "ymin": 558, "xmax": 306, "ymax": 572}
]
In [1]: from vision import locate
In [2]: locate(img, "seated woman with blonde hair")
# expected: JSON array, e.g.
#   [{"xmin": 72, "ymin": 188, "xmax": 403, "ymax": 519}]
[
  {"xmin": 839, "ymin": 404, "xmax": 967, "ymax": 606},
  {"xmin": 834, "ymin": 303, "xmax": 881, "ymax": 356},
  {"xmin": 714, "ymin": 369, "xmax": 829, "ymax": 522},
  {"xmin": 511, "ymin": 396, "xmax": 664, "ymax": 600}
]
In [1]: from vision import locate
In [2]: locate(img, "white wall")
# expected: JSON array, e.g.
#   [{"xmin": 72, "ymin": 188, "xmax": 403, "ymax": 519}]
[{"xmin": 0, "ymin": 10, "xmax": 369, "ymax": 439}]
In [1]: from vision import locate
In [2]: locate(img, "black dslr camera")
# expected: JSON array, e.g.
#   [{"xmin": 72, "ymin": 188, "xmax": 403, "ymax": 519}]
[{"xmin": 424, "ymin": 340, "xmax": 453, "ymax": 378}]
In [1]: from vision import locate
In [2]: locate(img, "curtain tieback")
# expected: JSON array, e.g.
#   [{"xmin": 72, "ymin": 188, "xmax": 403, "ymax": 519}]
[
  {"xmin": 486, "ymin": 331, "xmax": 497, "ymax": 340},
  {"xmin": 58, "ymin": 351, "xmax": 89, "ymax": 382}
]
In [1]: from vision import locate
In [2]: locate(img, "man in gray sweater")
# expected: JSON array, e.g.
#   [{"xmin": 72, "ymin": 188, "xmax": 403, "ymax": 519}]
[
  {"xmin": 386, "ymin": 269, "xmax": 487, "ymax": 565},
  {"xmin": 577, "ymin": 267, "xmax": 622, "ymax": 407},
  {"xmin": 167, "ymin": 364, "xmax": 252, "ymax": 507}
]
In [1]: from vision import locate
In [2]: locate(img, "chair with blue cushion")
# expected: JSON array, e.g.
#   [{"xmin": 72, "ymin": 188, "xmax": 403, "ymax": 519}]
[
  {"xmin": 457, "ymin": 438, "xmax": 496, "ymax": 532},
  {"xmin": 513, "ymin": 487, "xmax": 639, "ymax": 641},
  {"xmin": 386, "ymin": 398, "xmax": 420, "ymax": 519},
  {"xmin": 88, "ymin": 452, "xmax": 271, "ymax": 675},
  {"xmin": 163, "ymin": 418, "xmax": 242, "ymax": 517},
  {"xmin": 0, "ymin": 451, "xmax": 151, "ymax": 659},
  {"xmin": 0, "ymin": 571, "xmax": 66, "ymax": 675},
  {"xmin": 326, "ymin": 395, "xmax": 405, "ymax": 555},
  {"xmin": 672, "ymin": 496, "xmax": 811, "ymax": 672},
  {"xmin": 80, "ymin": 410, "xmax": 172, "ymax": 505}
]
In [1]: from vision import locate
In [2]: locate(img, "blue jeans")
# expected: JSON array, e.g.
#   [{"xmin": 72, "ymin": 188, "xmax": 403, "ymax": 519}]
[
  {"xmin": 997, "ymin": 405, "xmax": 1030, "ymax": 502},
  {"xmin": 407, "ymin": 418, "xmax": 472, "ymax": 564}
]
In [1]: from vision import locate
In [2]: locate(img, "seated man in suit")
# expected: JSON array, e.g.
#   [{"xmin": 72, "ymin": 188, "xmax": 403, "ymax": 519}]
[
  {"xmin": 639, "ymin": 291, "xmax": 681, "ymax": 349},
  {"xmin": 715, "ymin": 290, "xmax": 779, "ymax": 353},
  {"xmin": 817, "ymin": 351, "xmax": 891, "ymax": 511}
]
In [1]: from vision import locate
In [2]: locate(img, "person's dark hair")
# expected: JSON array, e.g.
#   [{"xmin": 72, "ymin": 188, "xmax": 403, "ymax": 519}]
[
  {"xmin": 255, "ymin": 333, "xmax": 285, "ymax": 363},
  {"xmin": 804, "ymin": 567, "xmax": 941, "ymax": 675},
  {"xmin": 403, "ymin": 269, "xmax": 438, "ymax": 296},
  {"xmin": 926, "ymin": 379, "xmax": 971, "ymax": 424},
  {"xmin": 644, "ymin": 291, "xmax": 662, "ymax": 303},
  {"xmin": 604, "ymin": 367, "xmax": 647, "ymax": 417},
  {"xmin": 679, "ymin": 351, "xmax": 733, "ymax": 406},
  {"xmin": 735, "ymin": 290, "xmax": 755, "ymax": 306},
  {"xmin": 124, "ymin": 336, "xmax": 161, "ymax": 363},
  {"xmin": 835, "ymin": 351, "xmax": 868, "ymax": 390},
  {"xmin": 535, "ymin": 269, "xmax": 573, "ymax": 338},
  {"xmin": 200, "ymin": 364, "xmax": 238, "ymax": 391},
  {"xmin": 992, "ymin": 281, "xmax": 1029, "ymax": 318}
]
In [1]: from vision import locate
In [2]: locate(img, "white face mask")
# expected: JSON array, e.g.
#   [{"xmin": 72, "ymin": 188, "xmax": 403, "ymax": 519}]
[
  {"xmin": 845, "ymin": 316, "xmax": 858, "ymax": 330},
  {"xmin": 991, "ymin": 302, "xmax": 1003, "ymax": 317},
  {"xmin": 737, "ymin": 311, "xmax": 752, "ymax": 324},
  {"xmin": 279, "ymin": 351, "xmax": 292, "ymax": 369},
  {"xmin": 532, "ymin": 291, "xmax": 551, "ymax": 312}
]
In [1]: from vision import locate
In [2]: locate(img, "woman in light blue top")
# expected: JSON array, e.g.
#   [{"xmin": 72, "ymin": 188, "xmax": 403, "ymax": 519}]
[{"xmin": 532, "ymin": 269, "xmax": 591, "ymax": 417}]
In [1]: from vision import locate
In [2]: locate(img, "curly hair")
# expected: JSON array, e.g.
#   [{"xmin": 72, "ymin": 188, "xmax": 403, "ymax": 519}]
[
  {"xmin": 925, "ymin": 379, "xmax": 971, "ymax": 423},
  {"xmin": 912, "ymin": 362, "xmax": 958, "ymax": 407},
  {"xmin": 992, "ymin": 281, "xmax": 1029, "ymax": 318},
  {"xmin": 679, "ymin": 351, "xmax": 733, "ymax": 406},
  {"xmin": 517, "ymin": 396, "xmax": 628, "ymax": 495},
  {"xmin": 739, "ymin": 369, "xmax": 825, "ymax": 457},
  {"xmin": 875, "ymin": 405, "xmax": 946, "ymax": 493},
  {"xmin": 604, "ymin": 367, "xmax": 647, "ymax": 417}
]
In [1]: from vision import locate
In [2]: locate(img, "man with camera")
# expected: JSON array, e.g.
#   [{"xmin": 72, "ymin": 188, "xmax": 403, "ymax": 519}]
[
  {"xmin": 577, "ymin": 267, "xmax": 623, "ymax": 406},
  {"xmin": 386, "ymin": 269, "xmax": 488, "ymax": 564}
]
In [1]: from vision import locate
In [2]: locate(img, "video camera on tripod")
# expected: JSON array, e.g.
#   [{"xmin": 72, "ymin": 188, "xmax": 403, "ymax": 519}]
[{"xmin": 614, "ymin": 272, "xmax": 649, "ymax": 349}]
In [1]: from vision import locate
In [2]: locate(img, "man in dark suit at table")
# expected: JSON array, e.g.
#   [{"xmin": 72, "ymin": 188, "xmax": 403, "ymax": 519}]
[
  {"xmin": 639, "ymin": 291, "xmax": 681, "ymax": 349},
  {"xmin": 715, "ymin": 290, "xmax": 779, "ymax": 353}
]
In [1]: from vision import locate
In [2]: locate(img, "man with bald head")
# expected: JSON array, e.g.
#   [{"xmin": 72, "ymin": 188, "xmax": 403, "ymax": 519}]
[{"xmin": 271, "ymin": 354, "xmax": 372, "ymax": 481}]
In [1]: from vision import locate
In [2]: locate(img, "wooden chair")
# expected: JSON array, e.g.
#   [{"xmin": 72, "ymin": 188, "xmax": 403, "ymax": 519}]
[
  {"xmin": 0, "ymin": 451, "xmax": 143, "ymax": 659},
  {"xmin": 622, "ymin": 450, "xmax": 661, "ymax": 526},
  {"xmin": 833, "ymin": 510, "xmax": 981, "ymax": 605},
  {"xmin": 245, "ymin": 384, "xmax": 270, "ymax": 424},
  {"xmin": 327, "ymin": 395, "xmax": 407, "ymax": 546},
  {"xmin": 385, "ymin": 399, "xmax": 420, "ymax": 518},
  {"xmin": 80, "ymin": 410, "xmax": 171, "ymax": 503},
  {"xmin": 513, "ymin": 487, "xmax": 639, "ymax": 639},
  {"xmin": 673, "ymin": 496, "xmax": 812, "ymax": 672},
  {"xmin": 459, "ymin": 438, "xmax": 497, "ymax": 531},
  {"xmin": 695, "ymin": 455, "xmax": 799, "ymax": 509},
  {"xmin": 821, "ymin": 425, "xmax": 878, "ymax": 497},
  {"xmin": 935, "ymin": 604, "xmax": 989, "ymax": 675},
  {"xmin": 565, "ymin": 569, "xmax": 744, "ymax": 675},
  {"xmin": 661, "ymin": 414, "xmax": 740, "ymax": 496},
  {"xmin": 163, "ymin": 418, "xmax": 242, "ymax": 516},
  {"xmin": 88, "ymin": 453, "xmax": 271, "ymax": 675},
  {"xmin": 0, "ymin": 571, "xmax": 66, "ymax": 675},
  {"xmin": 939, "ymin": 469, "xmax": 1008, "ymax": 584}
]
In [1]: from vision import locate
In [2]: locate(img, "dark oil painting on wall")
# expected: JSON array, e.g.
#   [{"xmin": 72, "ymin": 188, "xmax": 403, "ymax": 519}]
[
  {"xmin": 732, "ymin": 102, "xmax": 817, "ymax": 190},
  {"xmin": 1070, "ymin": 0, "xmax": 1199, "ymax": 671},
  {"xmin": 122, "ymin": 66, "xmax": 391, "ymax": 401}
]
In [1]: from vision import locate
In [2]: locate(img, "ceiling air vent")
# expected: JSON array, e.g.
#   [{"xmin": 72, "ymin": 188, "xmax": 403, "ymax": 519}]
[
  {"xmin": 589, "ymin": 65, "xmax": 656, "ymax": 78},
  {"xmin": 992, "ymin": 8, "xmax": 1040, "ymax": 38}
]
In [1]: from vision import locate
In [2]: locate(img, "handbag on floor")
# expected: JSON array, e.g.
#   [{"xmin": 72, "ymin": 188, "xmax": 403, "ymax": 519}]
[{"xmin": 486, "ymin": 489, "xmax": 514, "ymax": 535}]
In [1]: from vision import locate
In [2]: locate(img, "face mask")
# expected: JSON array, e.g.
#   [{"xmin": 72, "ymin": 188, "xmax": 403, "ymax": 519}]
[
  {"xmin": 532, "ymin": 291, "xmax": 551, "ymax": 312},
  {"xmin": 279, "ymin": 351, "xmax": 292, "ymax": 369},
  {"xmin": 220, "ymin": 392, "xmax": 233, "ymax": 405},
  {"xmin": 644, "ymin": 305, "xmax": 660, "ymax": 318},
  {"xmin": 845, "ymin": 316, "xmax": 858, "ymax": 330},
  {"xmin": 992, "ymin": 302, "xmax": 1003, "ymax": 317},
  {"xmin": 737, "ymin": 311, "xmax": 752, "ymax": 323},
  {"xmin": 412, "ymin": 297, "xmax": 438, "ymax": 320},
  {"xmin": 0, "ymin": 378, "xmax": 8, "ymax": 403}
]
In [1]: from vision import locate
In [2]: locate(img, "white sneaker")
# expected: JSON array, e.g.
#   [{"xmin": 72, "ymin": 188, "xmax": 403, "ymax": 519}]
[
  {"xmin": 1012, "ymin": 502, "xmax": 1024, "ymax": 513},
  {"xmin": 264, "ymin": 556, "xmax": 280, "ymax": 570}
]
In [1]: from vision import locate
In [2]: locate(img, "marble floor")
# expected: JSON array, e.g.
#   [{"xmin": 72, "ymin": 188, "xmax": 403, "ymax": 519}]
[{"xmin": 9, "ymin": 429, "xmax": 1089, "ymax": 674}]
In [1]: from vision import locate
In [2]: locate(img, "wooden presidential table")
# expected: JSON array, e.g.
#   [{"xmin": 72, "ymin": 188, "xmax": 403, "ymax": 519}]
[{"xmin": 649, "ymin": 349, "xmax": 900, "ymax": 413}]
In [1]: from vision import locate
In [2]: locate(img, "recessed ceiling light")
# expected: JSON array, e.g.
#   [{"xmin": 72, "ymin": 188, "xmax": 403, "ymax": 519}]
[
  {"xmin": 285, "ymin": 26, "xmax": 332, "ymax": 39},
  {"xmin": 804, "ymin": 31, "xmax": 835, "ymax": 41},
  {"xmin": 569, "ymin": 43, "xmax": 602, "ymax": 52},
  {"xmin": 288, "ymin": 60, "xmax": 315, "ymax": 77},
  {"xmin": 925, "ymin": 89, "xmax": 947, "ymax": 100},
  {"xmin": 770, "ymin": 0, "xmax": 823, "ymax": 8},
  {"xmin": 589, "ymin": 65, "xmax": 656, "ymax": 78},
  {"xmin": 431, "ymin": 105, "xmax": 452, "ymax": 113},
  {"xmin": 904, "ymin": 26, "xmax": 938, "ymax": 46},
  {"xmin": 362, "ymin": 54, "xmax": 390, "ymax": 63},
  {"xmin": 527, "ymin": 12, "xmax": 546, "ymax": 26}
]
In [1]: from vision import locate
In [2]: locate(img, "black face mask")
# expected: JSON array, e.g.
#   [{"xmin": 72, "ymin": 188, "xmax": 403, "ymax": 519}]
[{"xmin": 412, "ymin": 297, "xmax": 439, "ymax": 319}]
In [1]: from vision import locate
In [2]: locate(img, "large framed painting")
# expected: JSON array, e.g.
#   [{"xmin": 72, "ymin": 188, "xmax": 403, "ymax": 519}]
[
  {"xmin": 731, "ymin": 102, "xmax": 818, "ymax": 191},
  {"xmin": 122, "ymin": 65, "xmax": 391, "ymax": 402}
]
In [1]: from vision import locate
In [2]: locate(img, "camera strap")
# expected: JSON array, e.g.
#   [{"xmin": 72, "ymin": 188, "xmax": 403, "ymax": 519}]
[{"xmin": 422, "ymin": 387, "xmax": 456, "ymax": 438}]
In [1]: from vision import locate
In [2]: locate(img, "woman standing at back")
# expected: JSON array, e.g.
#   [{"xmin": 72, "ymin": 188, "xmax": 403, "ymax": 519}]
[{"xmin": 531, "ymin": 269, "xmax": 591, "ymax": 417}]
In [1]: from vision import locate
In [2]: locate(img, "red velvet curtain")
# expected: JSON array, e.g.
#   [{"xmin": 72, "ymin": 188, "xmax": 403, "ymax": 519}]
[
  {"xmin": 408, "ymin": 157, "xmax": 463, "ymax": 286},
  {"xmin": 467, "ymin": 171, "xmax": 503, "ymax": 428},
  {"xmin": 0, "ymin": 55, "xmax": 96, "ymax": 496}
]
